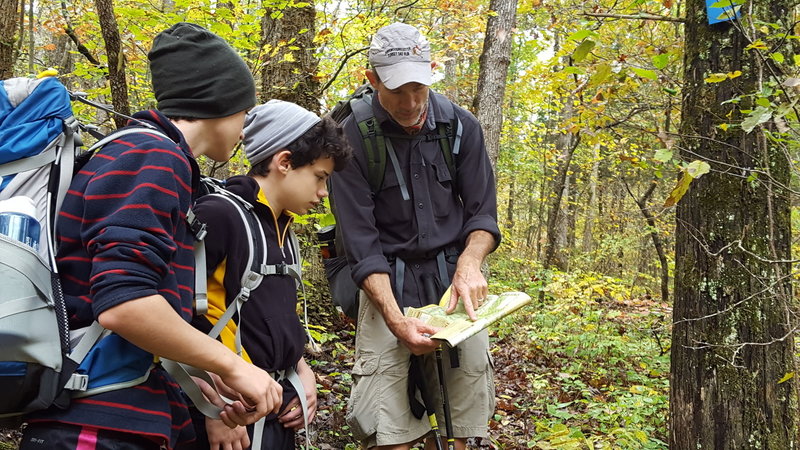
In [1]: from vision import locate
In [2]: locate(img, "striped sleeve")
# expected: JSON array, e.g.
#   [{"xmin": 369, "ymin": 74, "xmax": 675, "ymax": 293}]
[{"xmin": 78, "ymin": 133, "xmax": 194, "ymax": 316}]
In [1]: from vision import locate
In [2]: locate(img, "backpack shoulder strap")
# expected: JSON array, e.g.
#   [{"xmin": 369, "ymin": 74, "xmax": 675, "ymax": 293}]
[
  {"xmin": 432, "ymin": 93, "xmax": 462, "ymax": 184},
  {"xmin": 203, "ymin": 190, "xmax": 267, "ymax": 357},
  {"xmin": 351, "ymin": 94, "xmax": 387, "ymax": 194},
  {"xmin": 87, "ymin": 127, "xmax": 170, "ymax": 153}
]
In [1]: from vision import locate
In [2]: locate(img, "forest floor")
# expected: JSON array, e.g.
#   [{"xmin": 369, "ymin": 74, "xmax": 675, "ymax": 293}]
[
  {"xmin": 309, "ymin": 270, "xmax": 671, "ymax": 449},
  {"xmin": 1, "ymin": 270, "xmax": 670, "ymax": 449}
]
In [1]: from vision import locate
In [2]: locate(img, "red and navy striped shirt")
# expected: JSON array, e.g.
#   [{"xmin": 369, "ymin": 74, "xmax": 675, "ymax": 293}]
[{"xmin": 28, "ymin": 110, "xmax": 200, "ymax": 448}]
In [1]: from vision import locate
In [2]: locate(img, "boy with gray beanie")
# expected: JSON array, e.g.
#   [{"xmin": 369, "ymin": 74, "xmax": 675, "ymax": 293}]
[
  {"xmin": 190, "ymin": 99, "xmax": 351, "ymax": 449},
  {"xmin": 21, "ymin": 23, "xmax": 283, "ymax": 450}
]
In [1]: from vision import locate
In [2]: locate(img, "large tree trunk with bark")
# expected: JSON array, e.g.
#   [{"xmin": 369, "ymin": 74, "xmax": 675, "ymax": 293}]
[
  {"xmin": 670, "ymin": 1, "xmax": 799, "ymax": 447},
  {"xmin": 94, "ymin": 0, "xmax": 129, "ymax": 128},
  {"xmin": 260, "ymin": 2, "xmax": 319, "ymax": 112},
  {"xmin": 0, "ymin": 0, "xmax": 18, "ymax": 78},
  {"xmin": 472, "ymin": 0, "xmax": 517, "ymax": 168}
]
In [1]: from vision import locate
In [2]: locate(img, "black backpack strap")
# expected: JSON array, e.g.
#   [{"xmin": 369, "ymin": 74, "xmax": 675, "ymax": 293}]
[
  {"xmin": 431, "ymin": 93, "xmax": 461, "ymax": 185},
  {"xmin": 352, "ymin": 95, "xmax": 388, "ymax": 194}
]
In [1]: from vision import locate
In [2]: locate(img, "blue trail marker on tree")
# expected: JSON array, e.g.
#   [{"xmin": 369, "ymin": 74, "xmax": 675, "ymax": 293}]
[{"xmin": 706, "ymin": 0, "xmax": 742, "ymax": 25}]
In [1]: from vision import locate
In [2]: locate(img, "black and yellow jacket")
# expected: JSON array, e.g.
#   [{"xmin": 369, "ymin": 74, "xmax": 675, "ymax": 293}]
[{"xmin": 191, "ymin": 175, "xmax": 304, "ymax": 373}]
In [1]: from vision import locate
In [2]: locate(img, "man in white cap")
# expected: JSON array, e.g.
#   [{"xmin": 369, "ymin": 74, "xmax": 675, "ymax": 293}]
[{"xmin": 330, "ymin": 22, "xmax": 500, "ymax": 450}]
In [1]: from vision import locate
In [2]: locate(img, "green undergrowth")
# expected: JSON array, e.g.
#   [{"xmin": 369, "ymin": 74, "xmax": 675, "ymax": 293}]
[{"xmin": 488, "ymin": 268, "xmax": 671, "ymax": 449}]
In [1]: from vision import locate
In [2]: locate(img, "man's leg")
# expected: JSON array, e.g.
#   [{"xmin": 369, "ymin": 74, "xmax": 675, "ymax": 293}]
[
  {"xmin": 347, "ymin": 291, "xmax": 431, "ymax": 448},
  {"xmin": 421, "ymin": 330, "xmax": 495, "ymax": 445}
]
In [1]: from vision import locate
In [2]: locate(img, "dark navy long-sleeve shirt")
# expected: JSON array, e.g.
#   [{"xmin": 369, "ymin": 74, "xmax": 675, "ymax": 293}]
[{"xmin": 330, "ymin": 90, "xmax": 500, "ymax": 308}]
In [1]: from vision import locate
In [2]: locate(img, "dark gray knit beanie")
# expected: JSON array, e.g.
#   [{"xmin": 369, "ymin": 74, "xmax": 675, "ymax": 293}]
[{"xmin": 148, "ymin": 23, "xmax": 256, "ymax": 119}]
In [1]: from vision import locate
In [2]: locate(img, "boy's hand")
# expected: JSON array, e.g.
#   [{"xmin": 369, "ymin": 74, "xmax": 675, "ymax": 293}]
[
  {"xmin": 217, "ymin": 361, "xmax": 283, "ymax": 426},
  {"xmin": 279, "ymin": 359, "xmax": 318, "ymax": 430},
  {"xmin": 205, "ymin": 417, "xmax": 250, "ymax": 450}
]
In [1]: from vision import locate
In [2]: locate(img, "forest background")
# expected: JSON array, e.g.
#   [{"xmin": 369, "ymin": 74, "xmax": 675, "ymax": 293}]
[{"xmin": 2, "ymin": 0, "xmax": 799, "ymax": 448}]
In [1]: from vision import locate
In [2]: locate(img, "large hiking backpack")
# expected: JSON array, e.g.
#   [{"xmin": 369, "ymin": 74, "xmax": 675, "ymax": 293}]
[
  {"xmin": 0, "ymin": 76, "xmax": 203, "ymax": 423},
  {"xmin": 322, "ymin": 84, "xmax": 463, "ymax": 319},
  {"xmin": 0, "ymin": 76, "xmax": 183, "ymax": 422},
  {"xmin": 0, "ymin": 76, "xmax": 94, "ymax": 420}
]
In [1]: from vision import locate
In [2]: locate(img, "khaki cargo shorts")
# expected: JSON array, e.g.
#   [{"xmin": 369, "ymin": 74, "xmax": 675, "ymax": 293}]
[{"xmin": 346, "ymin": 291, "xmax": 496, "ymax": 448}]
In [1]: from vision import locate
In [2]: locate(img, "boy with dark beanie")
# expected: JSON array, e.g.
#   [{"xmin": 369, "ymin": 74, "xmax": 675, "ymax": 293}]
[
  {"xmin": 191, "ymin": 100, "xmax": 351, "ymax": 449},
  {"xmin": 20, "ymin": 23, "xmax": 283, "ymax": 450}
]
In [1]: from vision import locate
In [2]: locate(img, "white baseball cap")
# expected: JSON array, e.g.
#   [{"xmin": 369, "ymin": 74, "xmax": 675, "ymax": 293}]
[{"xmin": 368, "ymin": 23, "xmax": 432, "ymax": 90}]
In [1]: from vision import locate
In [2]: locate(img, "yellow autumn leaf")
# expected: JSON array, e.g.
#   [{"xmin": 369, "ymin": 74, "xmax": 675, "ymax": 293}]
[
  {"xmin": 704, "ymin": 73, "xmax": 728, "ymax": 83},
  {"xmin": 728, "ymin": 70, "xmax": 742, "ymax": 79},
  {"xmin": 778, "ymin": 372, "xmax": 794, "ymax": 384},
  {"xmin": 719, "ymin": 123, "xmax": 730, "ymax": 131},
  {"xmin": 745, "ymin": 40, "xmax": 768, "ymax": 51}
]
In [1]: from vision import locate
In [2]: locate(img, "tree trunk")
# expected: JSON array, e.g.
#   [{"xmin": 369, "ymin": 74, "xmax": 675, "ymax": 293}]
[
  {"xmin": 670, "ymin": 1, "xmax": 799, "ymax": 447},
  {"xmin": 260, "ymin": 1, "xmax": 319, "ymax": 112},
  {"xmin": 581, "ymin": 146, "xmax": 599, "ymax": 252},
  {"xmin": 94, "ymin": 0, "xmax": 129, "ymax": 128},
  {"xmin": 0, "ymin": 0, "xmax": 18, "ymax": 78},
  {"xmin": 543, "ymin": 102, "xmax": 579, "ymax": 270},
  {"xmin": 506, "ymin": 177, "xmax": 514, "ymax": 231},
  {"xmin": 472, "ymin": 0, "xmax": 517, "ymax": 168},
  {"xmin": 625, "ymin": 180, "xmax": 669, "ymax": 302}
]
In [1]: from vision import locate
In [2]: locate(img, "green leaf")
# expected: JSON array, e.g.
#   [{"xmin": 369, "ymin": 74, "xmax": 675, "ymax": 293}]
[
  {"xmin": 756, "ymin": 97, "xmax": 771, "ymax": 108},
  {"xmin": 771, "ymin": 52, "xmax": 785, "ymax": 63},
  {"xmin": 651, "ymin": 53, "xmax": 669, "ymax": 70},
  {"xmin": 572, "ymin": 40, "xmax": 596, "ymax": 63},
  {"xmin": 741, "ymin": 106, "xmax": 773, "ymax": 133},
  {"xmin": 631, "ymin": 67, "xmax": 658, "ymax": 80},
  {"xmin": 562, "ymin": 66, "xmax": 585, "ymax": 75},
  {"xmin": 588, "ymin": 63, "xmax": 612, "ymax": 87},
  {"xmin": 654, "ymin": 148, "xmax": 673, "ymax": 162},
  {"xmin": 709, "ymin": 0, "xmax": 743, "ymax": 6},
  {"xmin": 567, "ymin": 29, "xmax": 595, "ymax": 41},
  {"xmin": 686, "ymin": 160, "xmax": 710, "ymax": 178},
  {"xmin": 716, "ymin": 4, "xmax": 742, "ymax": 21}
]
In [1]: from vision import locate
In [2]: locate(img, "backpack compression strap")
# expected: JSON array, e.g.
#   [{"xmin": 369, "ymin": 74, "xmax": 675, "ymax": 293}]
[{"xmin": 202, "ymin": 190, "xmax": 267, "ymax": 357}]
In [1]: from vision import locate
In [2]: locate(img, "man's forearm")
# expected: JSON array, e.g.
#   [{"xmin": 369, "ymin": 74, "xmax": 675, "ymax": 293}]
[
  {"xmin": 360, "ymin": 272, "xmax": 404, "ymax": 330},
  {"xmin": 460, "ymin": 229, "xmax": 496, "ymax": 267}
]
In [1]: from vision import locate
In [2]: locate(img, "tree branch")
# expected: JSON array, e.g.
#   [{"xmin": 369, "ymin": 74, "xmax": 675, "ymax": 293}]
[
  {"xmin": 583, "ymin": 11, "xmax": 686, "ymax": 24},
  {"xmin": 61, "ymin": 0, "xmax": 101, "ymax": 66},
  {"xmin": 318, "ymin": 46, "xmax": 369, "ymax": 95}
]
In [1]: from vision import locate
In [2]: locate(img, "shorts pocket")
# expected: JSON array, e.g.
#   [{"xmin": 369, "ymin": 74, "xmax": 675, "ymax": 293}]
[
  {"xmin": 455, "ymin": 331, "xmax": 491, "ymax": 374},
  {"xmin": 346, "ymin": 354, "xmax": 380, "ymax": 440}
]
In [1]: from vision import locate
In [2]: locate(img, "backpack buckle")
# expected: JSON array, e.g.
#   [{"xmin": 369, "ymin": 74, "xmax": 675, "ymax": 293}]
[
  {"xmin": 65, "ymin": 373, "xmax": 89, "ymax": 391},
  {"xmin": 186, "ymin": 210, "xmax": 208, "ymax": 241},
  {"xmin": 264, "ymin": 263, "xmax": 289, "ymax": 276}
]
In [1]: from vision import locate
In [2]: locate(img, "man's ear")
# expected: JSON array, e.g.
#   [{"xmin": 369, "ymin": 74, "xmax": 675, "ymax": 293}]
[
  {"xmin": 272, "ymin": 150, "xmax": 292, "ymax": 174},
  {"xmin": 365, "ymin": 69, "xmax": 380, "ymax": 88}
]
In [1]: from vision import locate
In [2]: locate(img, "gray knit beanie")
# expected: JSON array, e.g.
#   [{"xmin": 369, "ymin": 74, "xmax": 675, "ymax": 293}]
[
  {"xmin": 148, "ymin": 23, "xmax": 256, "ymax": 119},
  {"xmin": 244, "ymin": 100, "xmax": 321, "ymax": 166}
]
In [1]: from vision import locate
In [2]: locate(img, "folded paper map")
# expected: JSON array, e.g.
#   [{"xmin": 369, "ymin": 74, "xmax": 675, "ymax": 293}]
[{"xmin": 407, "ymin": 288, "xmax": 532, "ymax": 347}]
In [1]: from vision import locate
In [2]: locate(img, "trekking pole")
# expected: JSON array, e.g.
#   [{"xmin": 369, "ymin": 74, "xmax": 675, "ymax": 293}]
[
  {"xmin": 435, "ymin": 344, "xmax": 456, "ymax": 450},
  {"xmin": 411, "ymin": 355, "xmax": 444, "ymax": 450}
]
